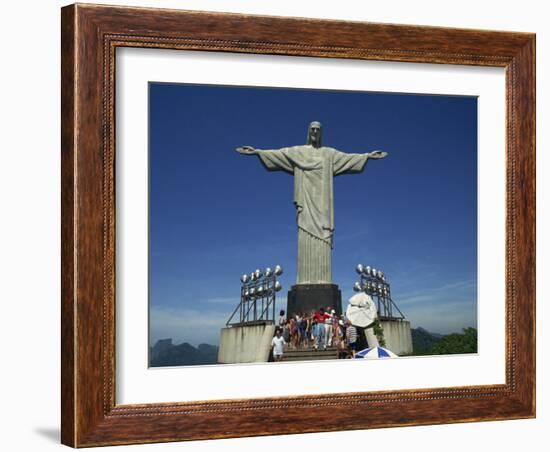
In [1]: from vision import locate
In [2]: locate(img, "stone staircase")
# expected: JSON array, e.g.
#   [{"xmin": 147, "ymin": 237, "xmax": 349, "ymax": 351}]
[{"xmin": 282, "ymin": 346, "xmax": 339, "ymax": 362}]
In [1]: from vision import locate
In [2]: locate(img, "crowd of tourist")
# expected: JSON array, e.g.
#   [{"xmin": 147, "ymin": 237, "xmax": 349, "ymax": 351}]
[{"xmin": 271, "ymin": 308, "xmax": 359, "ymax": 361}]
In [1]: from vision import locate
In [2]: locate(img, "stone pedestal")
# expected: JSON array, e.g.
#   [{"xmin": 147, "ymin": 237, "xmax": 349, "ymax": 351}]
[
  {"xmin": 380, "ymin": 319, "xmax": 413, "ymax": 356},
  {"xmin": 287, "ymin": 284, "xmax": 342, "ymax": 317},
  {"xmin": 218, "ymin": 323, "xmax": 275, "ymax": 364}
]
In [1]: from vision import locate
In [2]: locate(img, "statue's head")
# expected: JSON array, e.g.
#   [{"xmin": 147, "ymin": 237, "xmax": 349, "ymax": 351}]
[{"xmin": 307, "ymin": 121, "xmax": 322, "ymax": 148}]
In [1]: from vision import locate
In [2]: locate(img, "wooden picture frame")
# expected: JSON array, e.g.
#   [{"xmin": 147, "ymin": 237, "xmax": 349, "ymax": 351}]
[{"xmin": 61, "ymin": 3, "xmax": 535, "ymax": 447}]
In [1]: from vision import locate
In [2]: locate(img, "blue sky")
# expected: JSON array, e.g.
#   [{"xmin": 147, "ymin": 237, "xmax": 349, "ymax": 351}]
[{"xmin": 148, "ymin": 83, "xmax": 478, "ymax": 347}]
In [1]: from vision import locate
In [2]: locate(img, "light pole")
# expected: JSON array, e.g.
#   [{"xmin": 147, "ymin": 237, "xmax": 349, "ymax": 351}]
[
  {"xmin": 353, "ymin": 264, "xmax": 404, "ymax": 320},
  {"xmin": 226, "ymin": 265, "xmax": 283, "ymax": 326}
]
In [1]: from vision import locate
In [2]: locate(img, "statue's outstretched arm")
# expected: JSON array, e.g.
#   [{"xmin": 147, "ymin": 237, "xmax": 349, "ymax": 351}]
[
  {"xmin": 333, "ymin": 149, "xmax": 388, "ymax": 176},
  {"xmin": 235, "ymin": 146, "xmax": 257, "ymax": 155},
  {"xmin": 236, "ymin": 146, "xmax": 294, "ymax": 173},
  {"xmin": 366, "ymin": 150, "xmax": 388, "ymax": 159}
]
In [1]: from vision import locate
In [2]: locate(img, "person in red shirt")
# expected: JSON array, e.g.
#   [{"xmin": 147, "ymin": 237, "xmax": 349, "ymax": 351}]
[{"xmin": 312, "ymin": 308, "xmax": 329, "ymax": 350}]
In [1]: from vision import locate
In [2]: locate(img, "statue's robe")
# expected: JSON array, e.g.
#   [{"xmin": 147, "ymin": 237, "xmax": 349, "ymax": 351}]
[{"xmin": 256, "ymin": 146, "xmax": 370, "ymax": 284}]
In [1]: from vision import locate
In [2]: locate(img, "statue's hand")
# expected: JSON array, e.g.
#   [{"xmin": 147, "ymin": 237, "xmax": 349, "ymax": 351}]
[
  {"xmin": 235, "ymin": 146, "xmax": 256, "ymax": 155},
  {"xmin": 368, "ymin": 150, "xmax": 388, "ymax": 159}
]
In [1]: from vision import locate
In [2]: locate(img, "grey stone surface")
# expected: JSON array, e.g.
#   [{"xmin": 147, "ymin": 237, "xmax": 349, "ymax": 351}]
[
  {"xmin": 287, "ymin": 283, "xmax": 342, "ymax": 317},
  {"xmin": 380, "ymin": 319, "xmax": 413, "ymax": 356},
  {"xmin": 218, "ymin": 323, "xmax": 275, "ymax": 364},
  {"xmin": 237, "ymin": 121, "xmax": 387, "ymax": 285}
]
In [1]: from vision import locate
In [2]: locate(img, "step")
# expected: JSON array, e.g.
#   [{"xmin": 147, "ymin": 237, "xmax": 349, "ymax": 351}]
[
  {"xmin": 282, "ymin": 354, "xmax": 339, "ymax": 362},
  {"xmin": 284, "ymin": 349, "xmax": 337, "ymax": 356},
  {"xmin": 285, "ymin": 347, "xmax": 337, "ymax": 353},
  {"xmin": 281, "ymin": 347, "xmax": 339, "ymax": 361}
]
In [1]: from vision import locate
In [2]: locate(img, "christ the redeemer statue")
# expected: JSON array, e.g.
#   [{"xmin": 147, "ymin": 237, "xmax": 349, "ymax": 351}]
[{"xmin": 236, "ymin": 121, "xmax": 387, "ymax": 316}]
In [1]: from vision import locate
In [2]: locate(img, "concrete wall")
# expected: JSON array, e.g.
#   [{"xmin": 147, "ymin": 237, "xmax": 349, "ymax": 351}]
[
  {"xmin": 218, "ymin": 324, "xmax": 276, "ymax": 364},
  {"xmin": 380, "ymin": 319, "xmax": 413, "ymax": 356}
]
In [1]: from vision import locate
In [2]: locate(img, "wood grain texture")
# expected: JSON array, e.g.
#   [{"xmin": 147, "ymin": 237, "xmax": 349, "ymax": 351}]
[
  {"xmin": 60, "ymin": 5, "xmax": 76, "ymax": 446},
  {"xmin": 61, "ymin": 3, "xmax": 536, "ymax": 447}
]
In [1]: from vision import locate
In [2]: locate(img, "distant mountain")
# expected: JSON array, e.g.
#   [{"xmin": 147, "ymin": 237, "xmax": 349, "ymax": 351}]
[
  {"xmin": 150, "ymin": 339, "xmax": 219, "ymax": 367},
  {"xmin": 151, "ymin": 338, "xmax": 173, "ymax": 359},
  {"xmin": 411, "ymin": 327, "xmax": 443, "ymax": 355}
]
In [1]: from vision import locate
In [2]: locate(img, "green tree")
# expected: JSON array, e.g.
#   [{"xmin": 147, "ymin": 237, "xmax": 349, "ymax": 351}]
[
  {"xmin": 371, "ymin": 319, "xmax": 386, "ymax": 347},
  {"xmin": 431, "ymin": 327, "xmax": 477, "ymax": 355}
]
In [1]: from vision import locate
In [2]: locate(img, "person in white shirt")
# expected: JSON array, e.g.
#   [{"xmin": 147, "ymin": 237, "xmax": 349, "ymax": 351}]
[
  {"xmin": 324, "ymin": 308, "xmax": 335, "ymax": 348},
  {"xmin": 271, "ymin": 329, "xmax": 287, "ymax": 361}
]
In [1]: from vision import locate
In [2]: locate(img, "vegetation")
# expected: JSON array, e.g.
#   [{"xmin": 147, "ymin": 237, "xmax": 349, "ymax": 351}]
[
  {"xmin": 411, "ymin": 327, "xmax": 442, "ymax": 355},
  {"xmin": 371, "ymin": 319, "xmax": 386, "ymax": 347},
  {"xmin": 412, "ymin": 327, "xmax": 477, "ymax": 356},
  {"xmin": 431, "ymin": 327, "xmax": 477, "ymax": 355}
]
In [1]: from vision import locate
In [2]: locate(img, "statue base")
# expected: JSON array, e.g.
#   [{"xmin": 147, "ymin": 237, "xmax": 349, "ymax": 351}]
[{"xmin": 287, "ymin": 284, "xmax": 342, "ymax": 317}]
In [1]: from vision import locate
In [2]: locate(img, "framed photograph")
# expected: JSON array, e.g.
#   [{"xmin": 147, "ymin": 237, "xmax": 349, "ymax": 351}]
[{"xmin": 61, "ymin": 3, "xmax": 535, "ymax": 447}]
